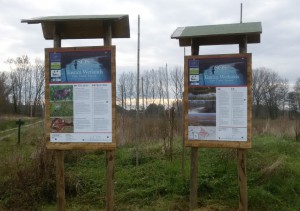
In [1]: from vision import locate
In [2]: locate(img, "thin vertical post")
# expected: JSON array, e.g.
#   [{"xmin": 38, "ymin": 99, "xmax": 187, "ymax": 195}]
[
  {"xmin": 182, "ymin": 48, "xmax": 186, "ymax": 178},
  {"xmin": 238, "ymin": 35, "xmax": 248, "ymax": 211},
  {"xmin": 240, "ymin": 3, "xmax": 243, "ymax": 23},
  {"xmin": 53, "ymin": 23, "xmax": 65, "ymax": 211},
  {"xmin": 190, "ymin": 148, "xmax": 198, "ymax": 209},
  {"xmin": 190, "ymin": 39, "xmax": 199, "ymax": 210},
  {"xmin": 104, "ymin": 21, "xmax": 115, "ymax": 211},
  {"xmin": 181, "ymin": 93, "xmax": 185, "ymax": 178},
  {"xmin": 136, "ymin": 14, "xmax": 141, "ymax": 166}
]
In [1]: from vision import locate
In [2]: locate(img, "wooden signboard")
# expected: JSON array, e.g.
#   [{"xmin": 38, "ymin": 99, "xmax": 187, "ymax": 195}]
[
  {"xmin": 184, "ymin": 53, "xmax": 252, "ymax": 148},
  {"xmin": 45, "ymin": 46, "xmax": 116, "ymax": 150}
]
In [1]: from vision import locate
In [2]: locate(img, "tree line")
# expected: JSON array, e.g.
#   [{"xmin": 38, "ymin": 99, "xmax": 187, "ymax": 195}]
[
  {"xmin": 252, "ymin": 67, "xmax": 300, "ymax": 119},
  {"xmin": 0, "ymin": 55, "xmax": 44, "ymax": 116},
  {"xmin": 1, "ymin": 55, "xmax": 300, "ymax": 120},
  {"xmin": 117, "ymin": 65, "xmax": 184, "ymax": 112}
]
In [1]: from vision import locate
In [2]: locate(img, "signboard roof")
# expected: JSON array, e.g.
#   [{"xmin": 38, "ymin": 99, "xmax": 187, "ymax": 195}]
[
  {"xmin": 21, "ymin": 14, "xmax": 130, "ymax": 40},
  {"xmin": 171, "ymin": 22, "xmax": 262, "ymax": 46}
]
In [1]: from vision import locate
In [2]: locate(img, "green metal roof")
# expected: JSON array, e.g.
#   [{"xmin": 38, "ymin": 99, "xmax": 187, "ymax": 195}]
[
  {"xmin": 171, "ymin": 22, "xmax": 262, "ymax": 46},
  {"xmin": 21, "ymin": 15, "xmax": 130, "ymax": 39}
]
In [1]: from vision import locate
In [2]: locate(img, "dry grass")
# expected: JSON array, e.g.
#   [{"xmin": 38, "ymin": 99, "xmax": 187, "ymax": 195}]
[{"xmin": 252, "ymin": 117, "xmax": 299, "ymax": 140}]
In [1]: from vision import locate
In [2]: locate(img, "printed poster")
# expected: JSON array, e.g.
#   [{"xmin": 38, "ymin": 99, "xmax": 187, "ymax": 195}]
[
  {"xmin": 187, "ymin": 55, "xmax": 249, "ymax": 142},
  {"xmin": 48, "ymin": 48, "xmax": 113, "ymax": 143}
]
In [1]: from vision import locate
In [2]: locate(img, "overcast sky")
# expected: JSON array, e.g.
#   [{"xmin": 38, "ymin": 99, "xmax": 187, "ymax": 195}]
[{"xmin": 0, "ymin": 0, "xmax": 299, "ymax": 87}]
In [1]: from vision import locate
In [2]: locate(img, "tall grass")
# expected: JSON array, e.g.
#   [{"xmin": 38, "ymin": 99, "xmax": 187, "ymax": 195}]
[{"xmin": 0, "ymin": 116, "xmax": 299, "ymax": 210}]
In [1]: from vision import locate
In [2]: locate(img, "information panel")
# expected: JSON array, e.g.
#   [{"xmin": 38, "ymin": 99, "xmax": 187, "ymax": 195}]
[
  {"xmin": 185, "ymin": 54, "xmax": 252, "ymax": 148},
  {"xmin": 45, "ymin": 46, "xmax": 116, "ymax": 150}
]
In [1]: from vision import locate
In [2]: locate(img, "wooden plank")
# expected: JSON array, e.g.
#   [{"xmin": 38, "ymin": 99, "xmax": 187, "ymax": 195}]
[
  {"xmin": 185, "ymin": 140, "xmax": 251, "ymax": 149},
  {"xmin": 104, "ymin": 22, "xmax": 115, "ymax": 211},
  {"xmin": 55, "ymin": 150, "xmax": 65, "ymax": 211},
  {"xmin": 106, "ymin": 150, "xmax": 115, "ymax": 211},
  {"xmin": 53, "ymin": 24, "xmax": 65, "ymax": 211},
  {"xmin": 189, "ymin": 147, "xmax": 198, "ymax": 209},
  {"xmin": 237, "ymin": 149, "xmax": 247, "ymax": 210},
  {"xmin": 238, "ymin": 36, "xmax": 248, "ymax": 211},
  {"xmin": 46, "ymin": 142, "xmax": 116, "ymax": 151},
  {"xmin": 189, "ymin": 44, "xmax": 199, "ymax": 210}
]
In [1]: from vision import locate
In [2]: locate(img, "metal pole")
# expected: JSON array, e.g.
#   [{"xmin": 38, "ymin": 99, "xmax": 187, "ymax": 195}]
[
  {"xmin": 240, "ymin": 3, "xmax": 243, "ymax": 23},
  {"xmin": 135, "ymin": 14, "xmax": 141, "ymax": 166}
]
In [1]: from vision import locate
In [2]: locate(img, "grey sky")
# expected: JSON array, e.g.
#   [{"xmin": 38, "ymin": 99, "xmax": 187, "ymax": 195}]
[{"xmin": 0, "ymin": 0, "xmax": 299, "ymax": 86}]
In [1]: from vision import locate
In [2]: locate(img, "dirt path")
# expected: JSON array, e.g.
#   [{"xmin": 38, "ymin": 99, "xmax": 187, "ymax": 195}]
[{"xmin": 0, "ymin": 120, "xmax": 43, "ymax": 141}]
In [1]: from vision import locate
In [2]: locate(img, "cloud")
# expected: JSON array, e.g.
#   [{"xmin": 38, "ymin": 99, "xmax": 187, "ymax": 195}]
[{"xmin": 0, "ymin": 0, "xmax": 299, "ymax": 85}]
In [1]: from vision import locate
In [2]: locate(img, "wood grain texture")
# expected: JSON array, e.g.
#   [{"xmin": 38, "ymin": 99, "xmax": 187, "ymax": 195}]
[
  {"xmin": 237, "ymin": 149, "xmax": 247, "ymax": 211},
  {"xmin": 189, "ymin": 147, "xmax": 198, "ymax": 210},
  {"xmin": 105, "ymin": 150, "xmax": 115, "ymax": 211}
]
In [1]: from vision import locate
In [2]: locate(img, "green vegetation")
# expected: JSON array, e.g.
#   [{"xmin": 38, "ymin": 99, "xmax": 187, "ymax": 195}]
[
  {"xmin": 0, "ymin": 116, "xmax": 39, "ymax": 131},
  {"xmin": 0, "ymin": 118, "xmax": 299, "ymax": 210}
]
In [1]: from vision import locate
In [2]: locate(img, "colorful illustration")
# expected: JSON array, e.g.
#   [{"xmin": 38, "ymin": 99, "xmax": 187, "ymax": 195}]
[
  {"xmin": 49, "ymin": 50, "xmax": 111, "ymax": 83},
  {"xmin": 46, "ymin": 47, "xmax": 114, "ymax": 143},
  {"xmin": 50, "ymin": 85, "xmax": 73, "ymax": 101},
  {"xmin": 50, "ymin": 118, "xmax": 74, "ymax": 133},
  {"xmin": 188, "ymin": 56, "xmax": 248, "ymax": 87},
  {"xmin": 50, "ymin": 101, "xmax": 73, "ymax": 117},
  {"xmin": 186, "ymin": 54, "xmax": 249, "ymax": 142}
]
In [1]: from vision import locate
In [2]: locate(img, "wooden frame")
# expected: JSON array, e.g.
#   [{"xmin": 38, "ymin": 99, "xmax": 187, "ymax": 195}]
[
  {"xmin": 184, "ymin": 53, "xmax": 252, "ymax": 148},
  {"xmin": 45, "ymin": 46, "xmax": 116, "ymax": 150}
]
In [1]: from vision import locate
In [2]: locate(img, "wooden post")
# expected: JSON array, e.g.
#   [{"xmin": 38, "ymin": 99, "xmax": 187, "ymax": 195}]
[
  {"xmin": 53, "ymin": 23, "xmax": 66, "ymax": 211},
  {"xmin": 16, "ymin": 119, "xmax": 24, "ymax": 145},
  {"xmin": 238, "ymin": 35, "xmax": 248, "ymax": 211},
  {"xmin": 190, "ymin": 147, "xmax": 198, "ymax": 209},
  {"xmin": 190, "ymin": 39, "xmax": 199, "ymax": 210},
  {"xmin": 181, "ymin": 96, "xmax": 185, "ymax": 178},
  {"xmin": 106, "ymin": 150, "xmax": 115, "ymax": 211},
  {"xmin": 237, "ymin": 149, "xmax": 247, "ymax": 211},
  {"xmin": 104, "ymin": 21, "xmax": 115, "ymax": 211}
]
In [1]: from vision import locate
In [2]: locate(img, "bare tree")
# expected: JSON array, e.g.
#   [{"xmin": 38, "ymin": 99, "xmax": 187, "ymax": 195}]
[
  {"xmin": 117, "ymin": 73, "xmax": 126, "ymax": 109},
  {"xmin": 277, "ymin": 78, "xmax": 289, "ymax": 115},
  {"xmin": 252, "ymin": 67, "xmax": 268, "ymax": 117},
  {"xmin": 294, "ymin": 78, "xmax": 300, "ymax": 110},
  {"xmin": 170, "ymin": 66, "xmax": 184, "ymax": 110},
  {"xmin": 126, "ymin": 72, "xmax": 136, "ymax": 110},
  {"xmin": 7, "ymin": 55, "xmax": 30, "ymax": 114},
  {"xmin": 0, "ymin": 71, "xmax": 11, "ymax": 114},
  {"xmin": 142, "ymin": 70, "xmax": 150, "ymax": 108},
  {"xmin": 149, "ymin": 69, "xmax": 157, "ymax": 104},
  {"xmin": 6, "ymin": 56, "xmax": 44, "ymax": 116},
  {"xmin": 31, "ymin": 59, "xmax": 45, "ymax": 117},
  {"xmin": 261, "ymin": 69, "xmax": 288, "ymax": 119},
  {"xmin": 117, "ymin": 72, "xmax": 128, "ymax": 110},
  {"xmin": 163, "ymin": 64, "xmax": 170, "ymax": 109},
  {"xmin": 157, "ymin": 67, "xmax": 164, "ymax": 105}
]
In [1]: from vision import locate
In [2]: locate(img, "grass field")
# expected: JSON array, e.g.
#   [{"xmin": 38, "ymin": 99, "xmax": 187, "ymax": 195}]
[{"xmin": 0, "ymin": 117, "xmax": 299, "ymax": 210}]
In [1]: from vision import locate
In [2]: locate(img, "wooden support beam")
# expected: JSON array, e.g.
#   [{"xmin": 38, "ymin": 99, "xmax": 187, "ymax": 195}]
[
  {"xmin": 189, "ymin": 43, "xmax": 199, "ymax": 210},
  {"xmin": 53, "ymin": 24, "xmax": 66, "ymax": 211},
  {"xmin": 237, "ymin": 149, "xmax": 247, "ymax": 211},
  {"xmin": 191, "ymin": 39, "xmax": 199, "ymax": 55},
  {"xmin": 103, "ymin": 21, "xmax": 115, "ymax": 211},
  {"xmin": 189, "ymin": 147, "xmax": 198, "ymax": 209},
  {"xmin": 238, "ymin": 35, "xmax": 248, "ymax": 211},
  {"xmin": 106, "ymin": 150, "xmax": 115, "ymax": 211}
]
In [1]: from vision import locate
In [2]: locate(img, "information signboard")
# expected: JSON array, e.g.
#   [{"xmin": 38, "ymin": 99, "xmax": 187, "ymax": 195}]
[
  {"xmin": 45, "ymin": 46, "xmax": 116, "ymax": 150},
  {"xmin": 184, "ymin": 53, "xmax": 252, "ymax": 148}
]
